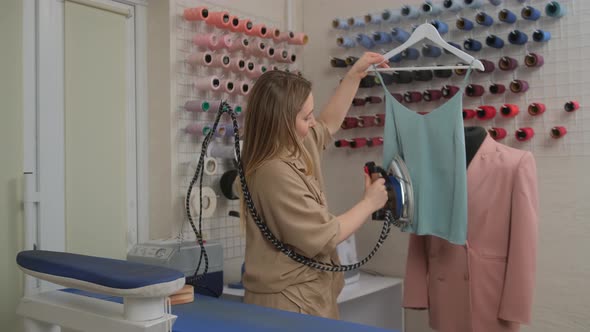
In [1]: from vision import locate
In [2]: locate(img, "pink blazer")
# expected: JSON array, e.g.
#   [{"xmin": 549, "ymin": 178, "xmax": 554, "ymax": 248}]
[{"xmin": 403, "ymin": 135, "xmax": 539, "ymax": 332}]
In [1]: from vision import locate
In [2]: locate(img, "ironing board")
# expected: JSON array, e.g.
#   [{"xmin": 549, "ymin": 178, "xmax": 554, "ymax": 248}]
[{"xmin": 16, "ymin": 250, "xmax": 185, "ymax": 332}]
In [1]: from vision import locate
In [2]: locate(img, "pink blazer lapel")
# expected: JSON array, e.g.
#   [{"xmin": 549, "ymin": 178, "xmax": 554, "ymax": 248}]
[{"xmin": 466, "ymin": 134, "xmax": 500, "ymax": 203}]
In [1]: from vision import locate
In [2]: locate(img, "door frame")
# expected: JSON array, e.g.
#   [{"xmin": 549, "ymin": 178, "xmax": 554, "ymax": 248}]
[{"xmin": 22, "ymin": 0, "xmax": 149, "ymax": 271}]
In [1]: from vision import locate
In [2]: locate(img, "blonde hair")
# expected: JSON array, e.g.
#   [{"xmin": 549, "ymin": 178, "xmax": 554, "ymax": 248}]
[{"xmin": 241, "ymin": 70, "xmax": 313, "ymax": 177}]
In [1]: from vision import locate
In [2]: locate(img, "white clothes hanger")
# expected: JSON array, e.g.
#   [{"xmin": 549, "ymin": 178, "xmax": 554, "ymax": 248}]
[{"xmin": 369, "ymin": 23, "xmax": 485, "ymax": 72}]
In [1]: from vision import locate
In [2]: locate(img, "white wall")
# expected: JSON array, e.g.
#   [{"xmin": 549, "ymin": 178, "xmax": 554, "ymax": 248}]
[{"xmin": 301, "ymin": 0, "xmax": 590, "ymax": 331}]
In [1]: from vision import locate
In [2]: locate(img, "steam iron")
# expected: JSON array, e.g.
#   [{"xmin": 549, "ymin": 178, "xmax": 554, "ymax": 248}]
[{"xmin": 366, "ymin": 155, "xmax": 414, "ymax": 228}]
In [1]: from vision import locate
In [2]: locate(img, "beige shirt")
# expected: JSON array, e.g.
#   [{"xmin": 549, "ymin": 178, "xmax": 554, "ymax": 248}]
[{"xmin": 241, "ymin": 120, "xmax": 344, "ymax": 318}]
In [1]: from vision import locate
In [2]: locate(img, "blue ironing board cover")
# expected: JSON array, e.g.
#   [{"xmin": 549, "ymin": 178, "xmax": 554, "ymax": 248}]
[{"xmin": 17, "ymin": 250, "xmax": 185, "ymax": 297}]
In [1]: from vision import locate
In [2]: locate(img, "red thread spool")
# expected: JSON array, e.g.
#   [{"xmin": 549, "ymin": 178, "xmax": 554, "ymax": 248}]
[
  {"xmin": 366, "ymin": 96, "xmax": 383, "ymax": 104},
  {"xmin": 500, "ymin": 104, "xmax": 519, "ymax": 117},
  {"xmin": 334, "ymin": 139, "xmax": 350, "ymax": 148},
  {"xmin": 184, "ymin": 7, "xmax": 209, "ymax": 21},
  {"xmin": 525, "ymin": 53, "xmax": 544, "ymax": 67},
  {"xmin": 228, "ymin": 16, "xmax": 241, "ymax": 32},
  {"xmin": 341, "ymin": 117, "xmax": 359, "ymax": 129},
  {"xmin": 442, "ymin": 85, "xmax": 460, "ymax": 98},
  {"xmin": 476, "ymin": 106, "xmax": 497, "ymax": 120},
  {"xmin": 423, "ymin": 89, "xmax": 442, "ymax": 101},
  {"xmin": 350, "ymin": 137, "xmax": 368, "ymax": 148},
  {"xmin": 463, "ymin": 109, "xmax": 476, "ymax": 119},
  {"xmin": 404, "ymin": 91, "xmax": 423, "ymax": 103},
  {"xmin": 489, "ymin": 83, "xmax": 506, "ymax": 94},
  {"xmin": 528, "ymin": 103, "xmax": 546, "ymax": 116},
  {"xmin": 352, "ymin": 98, "xmax": 366, "ymax": 106},
  {"xmin": 515, "ymin": 127, "xmax": 535, "ymax": 141},
  {"xmin": 368, "ymin": 137, "xmax": 384, "ymax": 147},
  {"xmin": 359, "ymin": 115, "xmax": 377, "ymax": 128},
  {"xmin": 565, "ymin": 101, "xmax": 580, "ymax": 112},
  {"xmin": 477, "ymin": 59, "xmax": 495, "ymax": 73},
  {"xmin": 489, "ymin": 127, "xmax": 507, "ymax": 140},
  {"xmin": 375, "ymin": 114, "xmax": 386, "ymax": 126},
  {"xmin": 466, "ymin": 84, "xmax": 485, "ymax": 97},
  {"xmin": 551, "ymin": 126, "xmax": 567, "ymax": 138},
  {"xmin": 390, "ymin": 93, "xmax": 403, "ymax": 103},
  {"xmin": 498, "ymin": 56, "xmax": 518, "ymax": 71},
  {"xmin": 510, "ymin": 80, "xmax": 529, "ymax": 93}
]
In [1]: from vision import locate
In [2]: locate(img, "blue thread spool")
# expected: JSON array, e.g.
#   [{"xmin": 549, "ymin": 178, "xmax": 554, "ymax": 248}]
[
  {"xmin": 486, "ymin": 35, "xmax": 505, "ymax": 49},
  {"xmin": 532, "ymin": 30, "xmax": 551, "ymax": 42},
  {"xmin": 464, "ymin": 38, "xmax": 482, "ymax": 51},
  {"xmin": 365, "ymin": 12, "xmax": 382, "ymax": 25},
  {"xmin": 422, "ymin": 45, "xmax": 442, "ymax": 57},
  {"xmin": 348, "ymin": 16, "xmax": 366, "ymax": 27},
  {"xmin": 431, "ymin": 20, "xmax": 449, "ymax": 34},
  {"xmin": 489, "ymin": 0, "xmax": 502, "ymax": 6},
  {"xmin": 456, "ymin": 17, "xmax": 474, "ymax": 31},
  {"xmin": 444, "ymin": 41, "xmax": 462, "ymax": 54},
  {"xmin": 337, "ymin": 36, "xmax": 356, "ymax": 48},
  {"xmin": 464, "ymin": 0, "xmax": 483, "ymax": 9},
  {"xmin": 356, "ymin": 34, "xmax": 375, "ymax": 49},
  {"xmin": 402, "ymin": 48, "xmax": 420, "ymax": 60},
  {"xmin": 423, "ymin": 2, "xmax": 442, "ymax": 15},
  {"xmin": 373, "ymin": 31, "xmax": 393, "ymax": 44},
  {"xmin": 382, "ymin": 9, "xmax": 401, "ymax": 23},
  {"xmin": 546, "ymin": 1, "xmax": 566, "ymax": 18},
  {"xmin": 401, "ymin": 5, "xmax": 421, "ymax": 19},
  {"xmin": 498, "ymin": 9, "xmax": 517, "ymax": 23},
  {"xmin": 332, "ymin": 18, "xmax": 349, "ymax": 29},
  {"xmin": 443, "ymin": 0, "xmax": 463, "ymax": 12},
  {"xmin": 521, "ymin": 6, "xmax": 541, "ymax": 21},
  {"xmin": 389, "ymin": 53, "xmax": 403, "ymax": 63},
  {"xmin": 508, "ymin": 30, "xmax": 528, "ymax": 45},
  {"xmin": 391, "ymin": 28, "xmax": 410, "ymax": 43},
  {"xmin": 476, "ymin": 12, "xmax": 494, "ymax": 26}
]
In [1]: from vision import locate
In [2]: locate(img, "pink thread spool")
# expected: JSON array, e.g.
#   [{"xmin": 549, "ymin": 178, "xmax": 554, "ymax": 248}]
[
  {"xmin": 222, "ymin": 80, "xmax": 235, "ymax": 94},
  {"xmin": 499, "ymin": 56, "xmax": 518, "ymax": 71},
  {"xmin": 227, "ymin": 37, "xmax": 248, "ymax": 52},
  {"xmin": 350, "ymin": 137, "xmax": 368, "ymax": 148},
  {"xmin": 236, "ymin": 19, "xmax": 253, "ymax": 34},
  {"xmin": 192, "ymin": 34, "xmax": 218, "ymax": 50},
  {"xmin": 247, "ymin": 23, "xmax": 268, "ymax": 38},
  {"xmin": 208, "ymin": 100, "xmax": 222, "ymax": 112},
  {"xmin": 515, "ymin": 127, "xmax": 534, "ymax": 141},
  {"xmin": 195, "ymin": 76, "xmax": 221, "ymax": 92},
  {"xmin": 525, "ymin": 53, "xmax": 544, "ymax": 67},
  {"xmin": 185, "ymin": 123, "xmax": 210, "ymax": 136},
  {"xmin": 186, "ymin": 52, "xmax": 213, "ymax": 66},
  {"xmin": 184, "ymin": 100, "xmax": 210, "ymax": 113},
  {"xmin": 228, "ymin": 15, "xmax": 241, "ymax": 32},
  {"xmin": 404, "ymin": 91, "xmax": 422, "ymax": 103},
  {"xmin": 368, "ymin": 137, "xmax": 384, "ymax": 147},
  {"xmin": 183, "ymin": 7, "xmax": 208, "ymax": 21},
  {"xmin": 288, "ymin": 32, "xmax": 309, "ymax": 45},
  {"xmin": 274, "ymin": 48, "xmax": 289, "ymax": 62},
  {"xmin": 466, "ymin": 84, "xmax": 485, "ymax": 97},
  {"xmin": 341, "ymin": 117, "xmax": 359, "ymax": 129},
  {"xmin": 228, "ymin": 57, "xmax": 246, "ymax": 73},
  {"xmin": 500, "ymin": 104, "xmax": 519, "ymax": 118},
  {"xmin": 489, "ymin": 83, "xmax": 506, "ymax": 94},
  {"xmin": 375, "ymin": 114, "xmax": 386, "ymax": 126},
  {"xmin": 565, "ymin": 101, "xmax": 580, "ymax": 112},
  {"xmin": 265, "ymin": 46, "xmax": 276, "ymax": 59},
  {"xmin": 334, "ymin": 139, "xmax": 350, "ymax": 148},
  {"xmin": 287, "ymin": 52, "xmax": 297, "ymax": 64},
  {"xmin": 489, "ymin": 127, "xmax": 507, "ymax": 140},
  {"xmin": 210, "ymin": 54, "xmax": 231, "ymax": 69},
  {"xmin": 510, "ymin": 80, "xmax": 529, "ymax": 93},
  {"xmin": 206, "ymin": 11, "xmax": 231, "ymax": 29},
  {"xmin": 551, "ymin": 126, "xmax": 567, "ymax": 139},
  {"xmin": 359, "ymin": 115, "xmax": 377, "ymax": 128},
  {"xmin": 423, "ymin": 89, "xmax": 442, "ymax": 101},
  {"xmin": 220, "ymin": 34, "xmax": 233, "ymax": 49},
  {"xmin": 270, "ymin": 27, "xmax": 282, "ymax": 41},
  {"xmin": 476, "ymin": 105, "xmax": 497, "ymax": 120},
  {"xmin": 237, "ymin": 81, "xmax": 251, "ymax": 96},
  {"xmin": 278, "ymin": 31, "xmax": 294, "ymax": 42}
]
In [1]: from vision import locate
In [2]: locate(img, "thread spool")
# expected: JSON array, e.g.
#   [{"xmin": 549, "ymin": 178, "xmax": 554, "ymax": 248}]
[
  {"xmin": 365, "ymin": 12, "xmax": 382, "ymax": 25},
  {"xmin": 334, "ymin": 139, "xmax": 350, "ymax": 148},
  {"xmin": 489, "ymin": 127, "xmax": 507, "ymax": 140},
  {"xmin": 206, "ymin": 11, "xmax": 231, "ymax": 29},
  {"xmin": 546, "ymin": 1, "xmax": 566, "ymax": 18},
  {"xmin": 423, "ymin": 89, "xmax": 443, "ymax": 102},
  {"xmin": 382, "ymin": 9, "xmax": 401, "ymax": 23},
  {"xmin": 203, "ymin": 157, "xmax": 218, "ymax": 176},
  {"xmin": 228, "ymin": 58, "xmax": 246, "ymax": 73},
  {"xmin": 332, "ymin": 18, "xmax": 349, "ymax": 29},
  {"xmin": 228, "ymin": 38, "xmax": 248, "ymax": 53},
  {"xmin": 195, "ymin": 76, "xmax": 220, "ymax": 92},
  {"xmin": 434, "ymin": 67, "xmax": 453, "ymax": 78},
  {"xmin": 209, "ymin": 54, "xmax": 231, "ymax": 69},
  {"xmin": 401, "ymin": 5, "xmax": 421, "ymax": 19},
  {"xmin": 524, "ymin": 53, "xmax": 544, "ymax": 67},
  {"xmin": 489, "ymin": 0, "xmax": 502, "ymax": 5},
  {"xmin": 464, "ymin": 0, "xmax": 483, "ymax": 8},
  {"xmin": 341, "ymin": 117, "xmax": 359, "ymax": 129},
  {"xmin": 413, "ymin": 70, "xmax": 433, "ymax": 81},
  {"xmin": 464, "ymin": 38, "xmax": 482, "ymax": 51},
  {"xmin": 498, "ymin": 9, "xmax": 517, "ymax": 23},
  {"xmin": 476, "ymin": 12, "xmax": 494, "ymax": 26},
  {"xmin": 444, "ymin": 0, "xmax": 464, "ymax": 12},
  {"xmin": 404, "ymin": 91, "xmax": 423, "ymax": 103},
  {"xmin": 352, "ymin": 98, "xmax": 366, "ymax": 107},
  {"xmin": 219, "ymin": 35, "xmax": 233, "ymax": 49},
  {"xmin": 510, "ymin": 80, "xmax": 529, "ymax": 93},
  {"xmin": 521, "ymin": 6, "xmax": 541, "ymax": 21},
  {"xmin": 422, "ymin": 45, "xmax": 442, "ymax": 57},
  {"xmin": 206, "ymin": 140, "xmax": 242, "ymax": 160},
  {"xmin": 528, "ymin": 103, "xmax": 546, "ymax": 116},
  {"xmin": 350, "ymin": 138, "xmax": 368, "ymax": 148},
  {"xmin": 477, "ymin": 59, "xmax": 495, "ymax": 73},
  {"xmin": 463, "ymin": 109, "xmax": 476, "ymax": 119},
  {"xmin": 188, "ymin": 186, "xmax": 217, "ymax": 218},
  {"xmin": 289, "ymin": 32, "xmax": 309, "ymax": 45},
  {"xmin": 442, "ymin": 85, "xmax": 460, "ymax": 98},
  {"xmin": 515, "ymin": 128, "xmax": 534, "ymax": 142},
  {"xmin": 565, "ymin": 101, "xmax": 580, "ymax": 112},
  {"xmin": 233, "ymin": 105, "xmax": 243, "ymax": 116},
  {"xmin": 183, "ymin": 7, "xmax": 208, "ymax": 21},
  {"xmin": 359, "ymin": 115, "xmax": 376, "ymax": 128},
  {"xmin": 375, "ymin": 114, "xmax": 386, "ymax": 127},
  {"xmin": 265, "ymin": 46, "xmax": 275, "ymax": 59},
  {"xmin": 366, "ymin": 96, "xmax": 382, "ymax": 104},
  {"xmin": 287, "ymin": 52, "xmax": 297, "ymax": 64},
  {"xmin": 551, "ymin": 126, "xmax": 567, "ymax": 139},
  {"xmin": 228, "ymin": 16, "xmax": 241, "ymax": 32},
  {"xmin": 373, "ymin": 31, "xmax": 393, "ymax": 44},
  {"xmin": 455, "ymin": 65, "xmax": 467, "ymax": 76},
  {"xmin": 222, "ymin": 80, "xmax": 235, "ymax": 94},
  {"xmin": 431, "ymin": 20, "xmax": 449, "ymax": 34},
  {"xmin": 249, "ymin": 23, "xmax": 268, "ymax": 38},
  {"xmin": 466, "ymin": 84, "xmax": 485, "ymax": 97},
  {"xmin": 456, "ymin": 17, "xmax": 474, "ymax": 31},
  {"xmin": 391, "ymin": 28, "xmax": 410, "ymax": 43},
  {"xmin": 357, "ymin": 34, "xmax": 375, "ymax": 49},
  {"xmin": 236, "ymin": 19, "xmax": 253, "ymax": 34},
  {"xmin": 423, "ymin": 2, "xmax": 442, "ymax": 15},
  {"xmin": 269, "ymin": 28, "xmax": 281, "ymax": 42},
  {"xmin": 500, "ymin": 104, "xmax": 519, "ymax": 117},
  {"xmin": 402, "ymin": 48, "xmax": 420, "ymax": 60},
  {"xmin": 476, "ymin": 106, "xmax": 497, "ymax": 120},
  {"xmin": 192, "ymin": 34, "xmax": 218, "ymax": 50},
  {"xmin": 367, "ymin": 137, "xmax": 384, "ymax": 147},
  {"xmin": 347, "ymin": 16, "xmax": 365, "ymax": 27},
  {"xmin": 374, "ymin": 73, "xmax": 395, "ymax": 86},
  {"xmin": 499, "ymin": 56, "xmax": 518, "ymax": 71},
  {"xmin": 489, "ymin": 83, "xmax": 506, "ymax": 94},
  {"xmin": 508, "ymin": 30, "xmax": 528, "ymax": 45},
  {"xmin": 486, "ymin": 35, "xmax": 504, "ymax": 49},
  {"xmin": 220, "ymin": 170, "xmax": 239, "ymax": 200},
  {"xmin": 532, "ymin": 30, "xmax": 551, "ymax": 42},
  {"xmin": 336, "ymin": 36, "xmax": 356, "ymax": 48},
  {"xmin": 184, "ymin": 100, "xmax": 210, "ymax": 113},
  {"xmin": 278, "ymin": 30, "xmax": 294, "ymax": 42},
  {"xmin": 446, "ymin": 42, "xmax": 462, "ymax": 53},
  {"xmin": 184, "ymin": 123, "xmax": 210, "ymax": 136},
  {"xmin": 186, "ymin": 52, "xmax": 212, "ymax": 66}
]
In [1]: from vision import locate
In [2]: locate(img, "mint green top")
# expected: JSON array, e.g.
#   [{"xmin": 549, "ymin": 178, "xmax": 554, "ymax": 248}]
[{"xmin": 375, "ymin": 66, "xmax": 472, "ymax": 245}]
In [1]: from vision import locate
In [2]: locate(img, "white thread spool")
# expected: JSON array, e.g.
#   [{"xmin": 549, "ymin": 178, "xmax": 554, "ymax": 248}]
[
  {"xmin": 188, "ymin": 186, "xmax": 217, "ymax": 218},
  {"xmin": 207, "ymin": 140, "xmax": 243, "ymax": 160},
  {"xmin": 204, "ymin": 157, "xmax": 218, "ymax": 175}
]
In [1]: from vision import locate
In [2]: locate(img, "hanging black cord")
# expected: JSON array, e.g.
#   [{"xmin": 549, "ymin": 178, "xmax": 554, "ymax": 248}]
[{"xmin": 186, "ymin": 101, "xmax": 398, "ymax": 274}]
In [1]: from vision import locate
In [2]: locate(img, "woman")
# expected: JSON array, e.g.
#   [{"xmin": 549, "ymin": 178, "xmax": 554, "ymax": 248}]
[{"xmin": 239, "ymin": 52, "xmax": 389, "ymax": 319}]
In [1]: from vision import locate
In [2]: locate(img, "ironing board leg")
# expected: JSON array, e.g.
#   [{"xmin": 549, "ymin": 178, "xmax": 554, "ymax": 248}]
[{"xmin": 24, "ymin": 318, "xmax": 59, "ymax": 332}]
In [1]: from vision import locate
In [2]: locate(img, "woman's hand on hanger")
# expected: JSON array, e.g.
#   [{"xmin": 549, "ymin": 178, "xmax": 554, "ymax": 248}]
[{"xmin": 346, "ymin": 52, "xmax": 389, "ymax": 80}]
